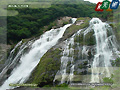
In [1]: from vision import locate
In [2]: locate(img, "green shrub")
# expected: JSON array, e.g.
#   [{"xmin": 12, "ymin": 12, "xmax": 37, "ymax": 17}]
[
  {"xmin": 56, "ymin": 83, "xmax": 68, "ymax": 87},
  {"xmin": 112, "ymin": 58, "xmax": 120, "ymax": 67},
  {"xmin": 103, "ymin": 77, "xmax": 113, "ymax": 83}
]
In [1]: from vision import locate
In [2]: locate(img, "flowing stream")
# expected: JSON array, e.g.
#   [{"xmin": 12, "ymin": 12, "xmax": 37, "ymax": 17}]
[
  {"xmin": 0, "ymin": 17, "xmax": 120, "ymax": 89},
  {"xmin": 0, "ymin": 18, "xmax": 77, "ymax": 90},
  {"xmin": 54, "ymin": 18, "xmax": 120, "ymax": 84},
  {"xmin": 90, "ymin": 18, "xmax": 120, "ymax": 83}
]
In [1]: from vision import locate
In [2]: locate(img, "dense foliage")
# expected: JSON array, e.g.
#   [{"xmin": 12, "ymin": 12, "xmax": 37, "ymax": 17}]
[
  {"xmin": 0, "ymin": 17, "xmax": 7, "ymax": 44},
  {"xmin": 0, "ymin": 2, "xmax": 113, "ymax": 44}
]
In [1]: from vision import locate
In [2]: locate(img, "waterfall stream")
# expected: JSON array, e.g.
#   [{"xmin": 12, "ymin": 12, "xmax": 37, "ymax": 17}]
[
  {"xmin": 54, "ymin": 18, "xmax": 120, "ymax": 84},
  {"xmin": 0, "ymin": 18, "xmax": 77, "ymax": 90},
  {"xmin": 90, "ymin": 18, "xmax": 120, "ymax": 83},
  {"xmin": 0, "ymin": 17, "xmax": 120, "ymax": 89}
]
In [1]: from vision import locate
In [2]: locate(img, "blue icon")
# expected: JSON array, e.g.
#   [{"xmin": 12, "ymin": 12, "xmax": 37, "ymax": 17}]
[{"xmin": 110, "ymin": 0, "xmax": 119, "ymax": 9}]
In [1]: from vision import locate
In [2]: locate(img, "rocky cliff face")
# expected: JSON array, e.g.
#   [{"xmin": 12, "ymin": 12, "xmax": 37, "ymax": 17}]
[
  {"xmin": 27, "ymin": 17, "xmax": 91, "ymax": 86},
  {"xmin": 0, "ymin": 17, "xmax": 77, "ymax": 89},
  {"xmin": 1, "ymin": 17, "xmax": 120, "ymax": 90},
  {"xmin": 27, "ymin": 17, "xmax": 120, "ymax": 87}
]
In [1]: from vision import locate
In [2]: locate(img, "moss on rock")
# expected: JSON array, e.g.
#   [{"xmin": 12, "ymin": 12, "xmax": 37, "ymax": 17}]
[
  {"xmin": 27, "ymin": 17, "xmax": 91, "ymax": 86},
  {"xmin": 84, "ymin": 31, "xmax": 96, "ymax": 46},
  {"xmin": 28, "ymin": 48, "xmax": 62, "ymax": 86},
  {"xmin": 61, "ymin": 17, "xmax": 90, "ymax": 41},
  {"xmin": 112, "ymin": 58, "xmax": 120, "ymax": 67},
  {"xmin": 74, "ymin": 29, "xmax": 96, "ymax": 46}
]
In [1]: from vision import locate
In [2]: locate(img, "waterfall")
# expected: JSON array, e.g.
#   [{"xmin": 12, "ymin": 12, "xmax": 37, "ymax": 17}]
[
  {"xmin": 59, "ymin": 37, "xmax": 75, "ymax": 84},
  {"xmin": 0, "ymin": 17, "xmax": 119, "ymax": 89},
  {"xmin": 0, "ymin": 18, "xmax": 77, "ymax": 90},
  {"xmin": 54, "ymin": 29, "xmax": 83, "ymax": 84},
  {"xmin": 90, "ymin": 18, "xmax": 120, "ymax": 83},
  {"xmin": 54, "ymin": 18, "xmax": 120, "ymax": 84},
  {"xmin": 0, "ymin": 40, "xmax": 33, "ymax": 81}
]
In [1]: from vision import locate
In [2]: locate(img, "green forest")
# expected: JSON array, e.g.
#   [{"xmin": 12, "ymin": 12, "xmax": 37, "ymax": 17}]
[{"xmin": 0, "ymin": 2, "xmax": 113, "ymax": 44}]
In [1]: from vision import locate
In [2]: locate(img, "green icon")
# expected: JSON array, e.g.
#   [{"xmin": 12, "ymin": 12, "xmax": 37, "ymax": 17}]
[{"xmin": 100, "ymin": 0, "xmax": 110, "ymax": 9}]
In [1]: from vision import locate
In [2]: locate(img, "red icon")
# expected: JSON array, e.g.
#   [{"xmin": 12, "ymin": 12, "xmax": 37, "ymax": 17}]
[{"xmin": 95, "ymin": 2, "xmax": 104, "ymax": 11}]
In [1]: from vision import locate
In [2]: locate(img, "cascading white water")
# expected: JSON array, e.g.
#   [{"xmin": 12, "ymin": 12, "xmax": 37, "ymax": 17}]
[
  {"xmin": 54, "ymin": 27, "xmax": 84, "ymax": 84},
  {"xmin": 54, "ymin": 36, "xmax": 75, "ymax": 84},
  {"xmin": 90, "ymin": 18, "xmax": 120, "ymax": 83},
  {"xmin": 0, "ymin": 40, "xmax": 33, "ymax": 80},
  {"xmin": 54, "ymin": 18, "xmax": 120, "ymax": 84},
  {"xmin": 53, "ymin": 18, "xmax": 77, "ymax": 84},
  {"xmin": 0, "ymin": 18, "xmax": 77, "ymax": 90},
  {"xmin": 0, "ymin": 41, "xmax": 23, "ymax": 78}
]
